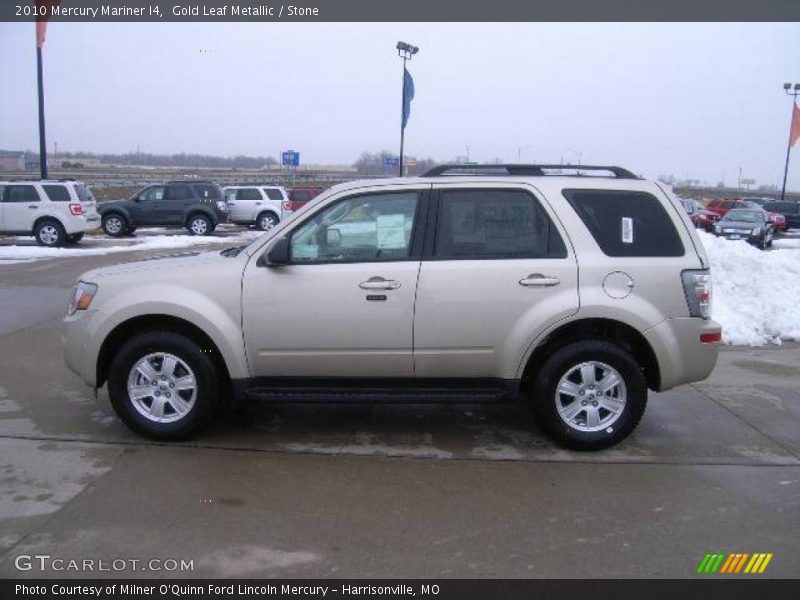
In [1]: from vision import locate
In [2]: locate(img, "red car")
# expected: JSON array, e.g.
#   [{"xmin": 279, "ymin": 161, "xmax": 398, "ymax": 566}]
[
  {"xmin": 743, "ymin": 200, "xmax": 788, "ymax": 231},
  {"xmin": 695, "ymin": 208, "xmax": 721, "ymax": 232},
  {"xmin": 283, "ymin": 187, "xmax": 326, "ymax": 213}
]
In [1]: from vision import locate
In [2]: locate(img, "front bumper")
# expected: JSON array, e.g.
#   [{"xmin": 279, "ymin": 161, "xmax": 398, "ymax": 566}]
[
  {"xmin": 63, "ymin": 309, "xmax": 101, "ymax": 388},
  {"xmin": 644, "ymin": 317, "xmax": 722, "ymax": 391}
]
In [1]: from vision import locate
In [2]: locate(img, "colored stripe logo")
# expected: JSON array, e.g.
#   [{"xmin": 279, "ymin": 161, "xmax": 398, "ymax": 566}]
[{"xmin": 697, "ymin": 553, "xmax": 773, "ymax": 574}]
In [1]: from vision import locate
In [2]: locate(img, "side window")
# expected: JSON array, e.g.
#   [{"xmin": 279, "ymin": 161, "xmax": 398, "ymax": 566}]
[
  {"xmin": 236, "ymin": 188, "xmax": 262, "ymax": 201},
  {"xmin": 75, "ymin": 184, "xmax": 94, "ymax": 202},
  {"xmin": 4, "ymin": 185, "xmax": 40, "ymax": 203},
  {"xmin": 290, "ymin": 192, "xmax": 419, "ymax": 264},
  {"xmin": 139, "ymin": 186, "xmax": 165, "ymax": 202},
  {"xmin": 433, "ymin": 189, "xmax": 566, "ymax": 259},
  {"xmin": 291, "ymin": 190, "xmax": 311, "ymax": 203},
  {"xmin": 166, "ymin": 185, "xmax": 193, "ymax": 201},
  {"xmin": 192, "ymin": 184, "xmax": 221, "ymax": 200},
  {"xmin": 563, "ymin": 189, "xmax": 684, "ymax": 257},
  {"xmin": 264, "ymin": 188, "xmax": 284, "ymax": 201},
  {"xmin": 42, "ymin": 185, "xmax": 71, "ymax": 202}
]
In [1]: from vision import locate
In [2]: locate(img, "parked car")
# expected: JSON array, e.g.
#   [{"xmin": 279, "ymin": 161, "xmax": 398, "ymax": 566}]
[
  {"xmin": 713, "ymin": 208, "xmax": 773, "ymax": 249},
  {"xmin": 742, "ymin": 200, "xmax": 787, "ymax": 231},
  {"xmin": 64, "ymin": 164, "xmax": 721, "ymax": 450},
  {"xmin": 694, "ymin": 207, "xmax": 721, "ymax": 232},
  {"xmin": 763, "ymin": 200, "xmax": 800, "ymax": 230},
  {"xmin": 285, "ymin": 187, "xmax": 325, "ymax": 213},
  {"xmin": 0, "ymin": 179, "xmax": 100, "ymax": 246},
  {"xmin": 705, "ymin": 198, "xmax": 748, "ymax": 217},
  {"xmin": 99, "ymin": 180, "xmax": 227, "ymax": 236},
  {"xmin": 223, "ymin": 185, "xmax": 288, "ymax": 230},
  {"xmin": 678, "ymin": 197, "xmax": 703, "ymax": 226}
]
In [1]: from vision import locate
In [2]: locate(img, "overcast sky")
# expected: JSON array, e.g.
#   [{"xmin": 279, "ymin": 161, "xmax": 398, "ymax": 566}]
[{"xmin": 1, "ymin": 22, "xmax": 798, "ymax": 188}]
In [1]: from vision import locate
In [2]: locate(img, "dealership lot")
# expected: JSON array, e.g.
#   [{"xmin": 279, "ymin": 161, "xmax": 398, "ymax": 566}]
[{"xmin": 0, "ymin": 232, "xmax": 798, "ymax": 578}]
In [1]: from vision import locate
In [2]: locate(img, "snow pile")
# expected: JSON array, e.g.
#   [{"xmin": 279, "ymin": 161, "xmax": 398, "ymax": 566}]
[
  {"xmin": 698, "ymin": 230, "xmax": 800, "ymax": 345},
  {"xmin": 0, "ymin": 231, "xmax": 261, "ymax": 265}
]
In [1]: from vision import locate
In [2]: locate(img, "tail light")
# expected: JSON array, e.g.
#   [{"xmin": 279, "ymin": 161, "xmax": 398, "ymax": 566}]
[
  {"xmin": 681, "ymin": 270, "xmax": 712, "ymax": 319},
  {"xmin": 282, "ymin": 201, "xmax": 292, "ymax": 211},
  {"xmin": 700, "ymin": 332, "xmax": 722, "ymax": 344},
  {"xmin": 69, "ymin": 203, "xmax": 84, "ymax": 216}
]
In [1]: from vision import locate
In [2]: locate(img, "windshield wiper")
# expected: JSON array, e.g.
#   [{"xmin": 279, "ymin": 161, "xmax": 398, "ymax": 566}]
[{"xmin": 220, "ymin": 245, "xmax": 247, "ymax": 257}]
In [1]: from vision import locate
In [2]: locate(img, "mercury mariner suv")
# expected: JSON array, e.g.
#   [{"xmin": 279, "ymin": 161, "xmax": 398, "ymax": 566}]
[{"xmin": 63, "ymin": 165, "xmax": 721, "ymax": 450}]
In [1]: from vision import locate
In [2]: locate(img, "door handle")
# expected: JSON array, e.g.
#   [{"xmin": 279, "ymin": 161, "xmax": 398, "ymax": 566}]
[
  {"xmin": 359, "ymin": 276, "xmax": 401, "ymax": 290},
  {"xmin": 28, "ymin": 205, "xmax": 38, "ymax": 209},
  {"xmin": 519, "ymin": 273, "xmax": 561, "ymax": 287}
]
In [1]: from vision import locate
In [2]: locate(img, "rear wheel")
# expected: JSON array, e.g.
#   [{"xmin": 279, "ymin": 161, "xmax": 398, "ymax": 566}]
[
  {"xmin": 257, "ymin": 211, "xmax": 279, "ymax": 231},
  {"xmin": 107, "ymin": 332, "xmax": 219, "ymax": 440},
  {"xmin": 34, "ymin": 219, "xmax": 66, "ymax": 247},
  {"xmin": 530, "ymin": 340, "xmax": 647, "ymax": 450},
  {"xmin": 187, "ymin": 214, "xmax": 212, "ymax": 236},
  {"xmin": 65, "ymin": 232, "xmax": 84, "ymax": 244},
  {"xmin": 102, "ymin": 213, "xmax": 127, "ymax": 237}
]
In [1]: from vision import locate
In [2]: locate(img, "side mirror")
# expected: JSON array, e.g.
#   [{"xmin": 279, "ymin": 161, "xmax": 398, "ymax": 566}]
[
  {"xmin": 132, "ymin": 196, "xmax": 141, "ymax": 203},
  {"xmin": 326, "ymin": 228, "xmax": 342, "ymax": 248},
  {"xmin": 258, "ymin": 237, "xmax": 290, "ymax": 267}
]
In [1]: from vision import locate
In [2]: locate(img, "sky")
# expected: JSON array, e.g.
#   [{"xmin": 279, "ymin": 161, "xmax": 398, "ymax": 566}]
[{"xmin": 1, "ymin": 21, "xmax": 799, "ymax": 188}]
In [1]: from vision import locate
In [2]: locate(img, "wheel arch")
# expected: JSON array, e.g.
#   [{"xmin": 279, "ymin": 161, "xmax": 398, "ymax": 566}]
[
  {"xmin": 520, "ymin": 317, "xmax": 661, "ymax": 392},
  {"xmin": 96, "ymin": 314, "xmax": 232, "ymax": 393},
  {"xmin": 101, "ymin": 209, "xmax": 131, "ymax": 227},
  {"xmin": 33, "ymin": 214, "xmax": 68, "ymax": 231},
  {"xmin": 184, "ymin": 208, "xmax": 218, "ymax": 227}
]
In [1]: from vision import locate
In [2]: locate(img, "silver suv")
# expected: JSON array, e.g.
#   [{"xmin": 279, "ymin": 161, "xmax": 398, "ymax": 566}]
[{"xmin": 63, "ymin": 165, "xmax": 721, "ymax": 450}]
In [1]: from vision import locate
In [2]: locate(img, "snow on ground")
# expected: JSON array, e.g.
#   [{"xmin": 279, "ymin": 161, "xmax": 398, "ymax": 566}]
[
  {"xmin": 0, "ymin": 230, "xmax": 261, "ymax": 265},
  {"xmin": 698, "ymin": 230, "xmax": 800, "ymax": 346}
]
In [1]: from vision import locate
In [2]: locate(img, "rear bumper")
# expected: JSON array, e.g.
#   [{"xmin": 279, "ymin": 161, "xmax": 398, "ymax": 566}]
[{"xmin": 645, "ymin": 317, "xmax": 722, "ymax": 391}]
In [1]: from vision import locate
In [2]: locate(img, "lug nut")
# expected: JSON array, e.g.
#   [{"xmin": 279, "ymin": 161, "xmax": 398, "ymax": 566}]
[{"xmin": 593, "ymin": 401, "xmax": 599, "ymax": 407}]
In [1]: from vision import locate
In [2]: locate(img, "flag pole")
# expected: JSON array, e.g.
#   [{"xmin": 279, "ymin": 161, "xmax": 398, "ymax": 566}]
[
  {"xmin": 36, "ymin": 42, "xmax": 48, "ymax": 179},
  {"xmin": 781, "ymin": 111, "xmax": 792, "ymax": 202},
  {"xmin": 780, "ymin": 84, "xmax": 800, "ymax": 201},
  {"xmin": 399, "ymin": 55, "xmax": 407, "ymax": 178}
]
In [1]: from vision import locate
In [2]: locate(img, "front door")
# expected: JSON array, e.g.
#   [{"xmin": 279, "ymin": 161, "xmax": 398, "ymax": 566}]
[
  {"xmin": 413, "ymin": 184, "xmax": 579, "ymax": 379},
  {"xmin": 242, "ymin": 186, "xmax": 428, "ymax": 377},
  {"xmin": 132, "ymin": 185, "xmax": 166, "ymax": 226},
  {"xmin": 1, "ymin": 184, "xmax": 42, "ymax": 232}
]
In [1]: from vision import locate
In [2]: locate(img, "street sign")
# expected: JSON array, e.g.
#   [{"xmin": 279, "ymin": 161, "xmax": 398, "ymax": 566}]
[
  {"xmin": 282, "ymin": 150, "xmax": 300, "ymax": 167},
  {"xmin": 384, "ymin": 157, "xmax": 400, "ymax": 169}
]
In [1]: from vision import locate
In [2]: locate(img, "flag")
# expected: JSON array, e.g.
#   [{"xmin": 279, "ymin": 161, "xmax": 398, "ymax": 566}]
[
  {"xmin": 36, "ymin": 1, "xmax": 61, "ymax": 48},
  {"xmin": 402, "ymin": 68, "xmax": 415, "ymax": 129},
  {"xmin": 791, "ymin": 102, "xmax": 800, "ymax": 149}
]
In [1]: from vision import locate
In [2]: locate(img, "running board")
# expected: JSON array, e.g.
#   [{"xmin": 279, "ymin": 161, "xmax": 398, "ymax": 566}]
[{"xmin": 243, "ymin": 387, "xmax": 510, "ymax": 404}]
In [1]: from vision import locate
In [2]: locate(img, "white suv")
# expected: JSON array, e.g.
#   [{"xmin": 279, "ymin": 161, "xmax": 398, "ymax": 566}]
[
  {"xmin": 224, "ymin": 185, "xmax": 289, "ymax": 230},
  {"xmin": 0, "ymin": 180, "xmax": 100, "ymax": 246},
  {"xmin": 63, "ymin": 165, "xmax": 722, "ymax": 450}
]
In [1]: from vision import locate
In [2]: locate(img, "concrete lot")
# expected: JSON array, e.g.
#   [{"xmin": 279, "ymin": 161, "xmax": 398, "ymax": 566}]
[{"xmin": 0, "ymin": 233, "xmax": 798, "ymax": 578}]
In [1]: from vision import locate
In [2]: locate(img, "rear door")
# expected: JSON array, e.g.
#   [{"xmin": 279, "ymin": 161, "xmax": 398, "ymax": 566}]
[
  {"xmin": 163, "ymin": 184, "xmax": 194, "ymax": 224},
  {"xmin": 1, "ymin": 184, "xmax": 42, "ymax": 232},
  {"xmin": 413, "ymin": 183, "xmax": 579, "ymax": 379}
]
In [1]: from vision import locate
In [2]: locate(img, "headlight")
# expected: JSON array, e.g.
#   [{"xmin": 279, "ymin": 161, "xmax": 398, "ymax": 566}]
[{"xmin": 67, "ymin": 281, "xmax": 98, "ymax": 315}]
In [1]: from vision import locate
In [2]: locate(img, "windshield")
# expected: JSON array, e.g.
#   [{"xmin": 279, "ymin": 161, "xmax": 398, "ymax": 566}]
[{"xmin": 723, "ymin": 209, "xmax": 762, "ymax": 223}]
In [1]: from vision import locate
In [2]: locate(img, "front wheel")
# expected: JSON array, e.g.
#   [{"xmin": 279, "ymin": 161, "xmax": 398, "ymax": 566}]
[
  {"xmin": 187, "ymin": 214, "xmax": 212, "ymax": 236},
  {"xmin": 530, "ymin": 340, "xmax": 647, "ymax": 450},
  {"xmin": 107, "ymin": 332, "xmax": 219, "ymax": 440}
]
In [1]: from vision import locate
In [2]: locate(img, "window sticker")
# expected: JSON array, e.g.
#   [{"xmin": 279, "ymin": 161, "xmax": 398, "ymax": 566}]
[
  {"xmin": 621, "ymin": 217, "xmax": 633, "ymax": 244},
  {"xmin": 377, "ymin": 214, "xmax": 407, "ymax": 249}
]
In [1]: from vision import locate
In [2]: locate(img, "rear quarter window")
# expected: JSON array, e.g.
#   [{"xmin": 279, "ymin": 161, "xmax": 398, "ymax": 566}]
[
  {"xmin": 74, "ymin": 184, "xmax": 94, "ymax": 202},
  {"xmin": 264, "ymin": 188, "xmax": 284, "ymax": 201},
  {"xmin": 192, "ymin": 184, "xmax": 221, "ymax": 200},
  {"xmin": 563, "ymin": 189, "xmax": 685, "ymax": 257},
  {"xmin": 42, "ymin": 185, "xmax": 71, "ymax": 202}
]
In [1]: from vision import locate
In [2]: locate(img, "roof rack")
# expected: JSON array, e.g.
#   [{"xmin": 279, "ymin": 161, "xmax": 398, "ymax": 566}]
[{"xmin": 421, "ymin": 164, "xmax": 639, "ymax": 179}]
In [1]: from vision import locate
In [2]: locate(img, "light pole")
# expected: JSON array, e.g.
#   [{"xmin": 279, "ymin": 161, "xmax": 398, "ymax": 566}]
[
  {"xmin": 396, "ymin": 41, "xmax": 418, "ymax": 177},
  {"xmin": 780, "ymin": 83, "xmax": 800, "ymax": 201}
]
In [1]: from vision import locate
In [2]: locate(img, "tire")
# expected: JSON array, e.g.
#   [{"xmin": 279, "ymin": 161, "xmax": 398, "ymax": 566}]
[
  {"xmin": 65, "ymin": 232, "xmax": 84, "ymax": 244},
  {"xmin": 257, "ymin": 211, "xmax": 279, "ymax": 231},
  {"xmin": 187, "ymin": 214, "xmax": 212, "ymax": 236},
  {"xmin": 102, "ymin": 213, "xmax": 127, "ymax": 237},
  {"xmin": 107, "ymin": 331, "xmax": 219, "ymax": 440},
  {"xmin": 34, "ymin": 219, "xmax": 66, "ymax": 247},
  {"xmin": 530, "ymin": 340, "xmax": 647, "ymax": 451}
]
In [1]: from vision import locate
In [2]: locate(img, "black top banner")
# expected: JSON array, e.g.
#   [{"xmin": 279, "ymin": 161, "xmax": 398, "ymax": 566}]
[
  {"xmin": 4, "ymin": 579, "xmax": 800, "ymax": 600},
  {"xmin": 3, "ymin": 0, "xmax": 800, "ymax": 22}
]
